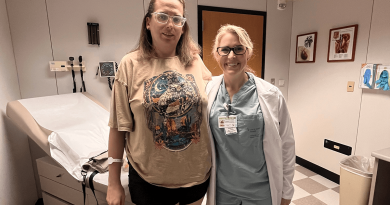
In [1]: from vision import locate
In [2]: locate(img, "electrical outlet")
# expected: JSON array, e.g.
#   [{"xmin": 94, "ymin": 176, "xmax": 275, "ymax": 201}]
[
  {"xmin": 271, "ymin": 78, "xmax": 275, "ymax": 85},
  {"xmin": 347, "ymin": 81, "xmax": 355, "ymax": 92},
  {"xmin": 279, "ymin": 79, "xmax": 285, "ymax": 87}
]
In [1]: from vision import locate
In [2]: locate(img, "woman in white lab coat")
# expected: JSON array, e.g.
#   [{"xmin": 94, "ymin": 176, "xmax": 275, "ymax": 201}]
[{"xmin": 205, "ymin": 24, "xmax": 295, "ymax": 205}]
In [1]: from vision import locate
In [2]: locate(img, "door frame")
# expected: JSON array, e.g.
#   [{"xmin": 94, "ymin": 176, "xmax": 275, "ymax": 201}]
[{"xmin": 197, "ymin": 5, "xmax": 267, "ymax": 78}]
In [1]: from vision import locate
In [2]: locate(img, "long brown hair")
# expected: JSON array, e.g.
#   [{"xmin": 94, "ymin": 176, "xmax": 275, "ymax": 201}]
[{"xmin": 133, "ymin": 0, "xmax": 200, "ymax": 67}]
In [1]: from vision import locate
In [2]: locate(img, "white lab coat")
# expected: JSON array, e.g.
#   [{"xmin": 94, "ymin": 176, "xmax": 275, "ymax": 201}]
[{"xmin": 205, "ymin": 74, "xmax": 295, "ymax": 205}]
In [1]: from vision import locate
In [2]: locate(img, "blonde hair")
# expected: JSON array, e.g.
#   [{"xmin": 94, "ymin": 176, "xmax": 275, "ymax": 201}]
[
  {"xmin": 133, "ymin": 0, "xmax": 200, "ymax": 67},
  {"xmin": 212, "ymin": 24, "xmax": 256, "ymax": 74}
]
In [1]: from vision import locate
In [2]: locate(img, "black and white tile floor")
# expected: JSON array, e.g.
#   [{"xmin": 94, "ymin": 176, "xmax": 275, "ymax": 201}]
[{"xmin": 291, "ymin": 164, "xmax": 339, "ymax": 205}]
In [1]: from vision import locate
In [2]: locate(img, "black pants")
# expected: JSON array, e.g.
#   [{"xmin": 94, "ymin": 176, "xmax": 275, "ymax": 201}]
[{"xmin": 128, "ymin": 162, "xmax": 210, "ymax": 205}]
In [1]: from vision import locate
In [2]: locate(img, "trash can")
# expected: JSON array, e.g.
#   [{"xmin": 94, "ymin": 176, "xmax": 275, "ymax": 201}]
[{"xmin": 339, "ymin": 156, "xmax": 374, "ymax": 205}]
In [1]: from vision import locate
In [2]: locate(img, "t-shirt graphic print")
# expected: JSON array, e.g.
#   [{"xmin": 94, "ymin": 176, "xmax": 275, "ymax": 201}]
[{"xmin": 143, "ymin": 70, "xmax": 202, "ymax": 151}]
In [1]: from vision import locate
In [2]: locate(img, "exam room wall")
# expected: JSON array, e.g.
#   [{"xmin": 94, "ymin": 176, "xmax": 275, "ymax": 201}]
[
  {"xmin": 354, "ymin": 0, "xmax": 390, "ymax": 161},
  {"xmin": 0, "ymin": 0, "xmax": 38, "ymax": 204},
  {"xmin": 6, "ymin": 0, "xmax": 145, "ymax": 108},
  {"xmin": 288, "ymin": 0, "xmax": 390, "ymax": 175},
  {"xmin": 8, "ymin": 0, "xmax": 292, "ymax": 109}
]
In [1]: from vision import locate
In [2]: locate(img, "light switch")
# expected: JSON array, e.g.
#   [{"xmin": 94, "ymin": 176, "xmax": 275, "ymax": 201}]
[
  {"xmin": 347, "ymin": 81, "xmax": 355, "ymax": 92},
  {"xmin": 279, "ymin": 79, "xmax": 285, "ymax": 87},
  {"xmin": 271, "ymin": 78, "xmax": 275, "ymax": 85}
]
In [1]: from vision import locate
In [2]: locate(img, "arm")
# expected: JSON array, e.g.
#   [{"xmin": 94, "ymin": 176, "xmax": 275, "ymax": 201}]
[
  {"xmin": 278, "ymin": 90, "xmax": 296, "ymax": 202},
  {"xmin": 107, "ymin": 54, "xmax": 133, "ymax": 205},
  {"xmin": 106, "ymin": 128, "xmax": 126, "ymax": 205}
]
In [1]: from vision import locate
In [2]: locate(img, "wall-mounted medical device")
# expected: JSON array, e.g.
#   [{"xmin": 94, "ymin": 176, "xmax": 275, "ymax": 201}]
[
  {"xmin": 49, "ymin": 61, "xmax": 85, "ymax": 72},
  {"xmin": 87, "ymin": 23, "xmax": 100, "ymax": 46},
  {"xmin": 49, "ymin": 57, "xmax": 87, "ymax": 93},
  {"xmin": 98, "ymin": 61, "xmax": 118, "ymax": 90},
  {"xmin": 98, "ymin": 61, "xmax": 116, "ymax": 77}
]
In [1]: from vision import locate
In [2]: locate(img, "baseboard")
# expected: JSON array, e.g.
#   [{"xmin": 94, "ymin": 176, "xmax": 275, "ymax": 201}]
[{"xmin": 296, "ymin": 156, "xmax": 340, "ymax": 184}]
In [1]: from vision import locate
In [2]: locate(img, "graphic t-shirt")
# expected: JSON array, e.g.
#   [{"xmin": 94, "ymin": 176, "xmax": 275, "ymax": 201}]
[{"xmin": 109, "ymin": 51, "xmax": 212, "ymax": 188}]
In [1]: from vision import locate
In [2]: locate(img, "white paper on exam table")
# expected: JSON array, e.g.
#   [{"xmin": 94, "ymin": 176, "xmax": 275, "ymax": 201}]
[{"xmin": 18, "ymin": 93, "xmax": 121, "ymax": 183}]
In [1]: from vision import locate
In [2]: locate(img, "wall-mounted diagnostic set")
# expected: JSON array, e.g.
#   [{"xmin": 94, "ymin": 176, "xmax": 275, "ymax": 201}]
[
  {"xmin": 98, "ymin": 61, "xmax": 117, "ymax": 90},
  {"xmin": 49, "ymin": 55, "xmax": 87, "ymax": 93}
]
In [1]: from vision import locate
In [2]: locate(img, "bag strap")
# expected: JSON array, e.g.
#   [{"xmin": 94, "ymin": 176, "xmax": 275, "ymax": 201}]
[
  {"xmin": 89, "ymin": 170, "xmax": 99, "ymax": 204},
  {"xmin": 81, "ymin": 170, "xmax": 88, "ymax": 205},
  {"xmin": 81, "ymin": 169, "xmax": 100, "ymax": 205}
]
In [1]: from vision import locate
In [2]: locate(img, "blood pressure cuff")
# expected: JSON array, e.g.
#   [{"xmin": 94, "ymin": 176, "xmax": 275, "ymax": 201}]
[{"xmin": 82, "ymin": 150, "xmax": 109, "ymax": 174}]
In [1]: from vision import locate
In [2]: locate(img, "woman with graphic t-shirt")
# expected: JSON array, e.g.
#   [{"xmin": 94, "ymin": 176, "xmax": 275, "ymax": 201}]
[{"xmin": 106, "ymin": 0, "xmax": 212, "ymax": 205}]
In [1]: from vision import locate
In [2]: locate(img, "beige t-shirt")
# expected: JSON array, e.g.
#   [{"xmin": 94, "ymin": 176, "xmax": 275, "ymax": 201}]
[{"xmin": 109, "ymin": 51, "xmax": 212, "ymax": 188}]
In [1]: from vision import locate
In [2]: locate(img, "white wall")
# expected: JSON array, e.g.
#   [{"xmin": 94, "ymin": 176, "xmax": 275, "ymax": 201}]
[
  {"xmin": 264, "ymin": 0, "xmax": 292, "ymax": 97},
  {"xmin": 6, "ymin": 0, "xmax": 56, "ymax": 99},
  {"xmin": 47, "ymin": 0, "xmax": 145, "ymax": 108},
  {"xmin": 7, "ymin": 0, "xmax": 292, "ymax": 105},
  {"xmin": 0, "ymin": 0, "xmax": 38, "ymax": 204},
  {"xmin": 288, "ymin": 0, "xmax": 390, "ymax": 175},
  {"xmin": 355, "ymin": 0, "xmax": 390, "ymax": 158}
]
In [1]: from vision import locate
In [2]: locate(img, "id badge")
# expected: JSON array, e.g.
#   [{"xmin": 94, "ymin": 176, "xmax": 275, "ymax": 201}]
[
  {"xmin": 218, "ymin": 115, "xmax": 237, "ymax": 128},
  {"xmin": 225, "ymin": 127, "xmax": 238, "ymax": 135}
]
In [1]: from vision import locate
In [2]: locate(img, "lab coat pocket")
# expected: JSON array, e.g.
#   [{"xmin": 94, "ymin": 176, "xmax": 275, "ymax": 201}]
[{"xmin": 238, "ymin": 114, "xmax": 263, "ymax": 147}]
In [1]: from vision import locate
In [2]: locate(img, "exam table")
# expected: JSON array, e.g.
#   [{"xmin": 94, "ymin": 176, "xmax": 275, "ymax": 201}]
[{"xmin": 6, "ymin": 93, "xmax": 134, "ymax": 205}]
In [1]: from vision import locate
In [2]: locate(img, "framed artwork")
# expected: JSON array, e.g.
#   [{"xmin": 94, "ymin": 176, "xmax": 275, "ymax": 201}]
[
  {"xmin": 296, "ymin": 32, "xmax": 317, "ymax": 63},
  {"xmin": 327, "ymin": 24, "xmax": 358, "ymax": 62}
]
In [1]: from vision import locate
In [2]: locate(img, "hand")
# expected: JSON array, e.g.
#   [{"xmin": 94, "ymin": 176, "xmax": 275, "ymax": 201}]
[
  {"xmin": 375, "ymin": 70, "xmax": 389, "ymax": 91},
  {"xmin": 107, "ymin": 183, "xmax": 125, "ymax": 205},
  {"xmin": 281, "ymin": 198, "xmax": 291, "ymax": 205}
]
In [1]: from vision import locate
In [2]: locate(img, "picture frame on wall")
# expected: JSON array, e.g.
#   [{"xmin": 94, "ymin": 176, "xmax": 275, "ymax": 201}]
[
  {"xmin": 327, "ymin": 24, "xmax": 358, "ymax": 62},
  {"xmin": 296, "ymin": 32, "xmax": 317, "ymax": 63}
]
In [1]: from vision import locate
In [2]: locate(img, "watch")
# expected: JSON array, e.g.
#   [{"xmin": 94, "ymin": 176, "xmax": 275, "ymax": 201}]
[{"xmin": 108, "ymin": 157, "xmax": 123, "ymax": 165}]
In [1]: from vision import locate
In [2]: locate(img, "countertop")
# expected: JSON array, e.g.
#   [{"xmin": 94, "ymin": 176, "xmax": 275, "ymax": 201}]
[{"xmin": 372, "ymin": 147, "xmax": 390, "ymax": 162}]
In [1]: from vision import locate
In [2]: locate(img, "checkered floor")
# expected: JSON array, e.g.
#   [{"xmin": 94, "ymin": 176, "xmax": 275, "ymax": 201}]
[
  {"xmin": 291, "ymin": 164, "xmax": 339, "ymax": 205},
  {"xmin": 201, "ymin": 164, "xmax": 340, "ymax": 205}
]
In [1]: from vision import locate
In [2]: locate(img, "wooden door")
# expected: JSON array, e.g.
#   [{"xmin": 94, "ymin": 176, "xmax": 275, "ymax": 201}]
[{"xmin": 199, "ymin": 7, "xmax": 266, "ymax": 78}]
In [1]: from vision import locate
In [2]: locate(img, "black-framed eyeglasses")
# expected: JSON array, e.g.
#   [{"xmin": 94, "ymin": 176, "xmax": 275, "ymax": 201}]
[
  {"xmin": 151, "ymin": 12, "xmax": 186, "ymax": 27},
  {"xmin": 217, "ymin": 45, "xmax": 247, "ymax": 56}
]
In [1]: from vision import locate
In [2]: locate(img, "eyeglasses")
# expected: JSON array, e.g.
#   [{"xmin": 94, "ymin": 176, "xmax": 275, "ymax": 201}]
[
  {"xmin": 217, "ymin": 45, "xmax": 247, "ymax": 56},
  {"xmin": 151, "ymin": 12, "xmax": 186, "ymax": 27}
]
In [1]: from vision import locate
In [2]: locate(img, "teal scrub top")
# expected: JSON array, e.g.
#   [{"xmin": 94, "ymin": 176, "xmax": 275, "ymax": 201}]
[{"xmin": 209, "ymin": 73, "xmax": 271, "ymax": 200}]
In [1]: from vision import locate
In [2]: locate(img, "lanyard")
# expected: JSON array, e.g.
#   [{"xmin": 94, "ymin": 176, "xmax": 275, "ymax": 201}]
[{"xmin": 223, "ymin": 103, "xmax": 234, "ymax": 117}]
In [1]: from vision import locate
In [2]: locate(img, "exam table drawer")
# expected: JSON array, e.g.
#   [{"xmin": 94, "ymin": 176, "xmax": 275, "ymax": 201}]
[
  {"xmin": 42, "ymin": 192, "xmax": 72, "ymax": 205},
  {"xmin": 37, "ymin": 156, "xmax": 82, "ymax": 191},
  {"xmin": 40, "ymin": 176, "xmax": 84, "ymax": 205},
  {"xmin": 37, "ymin": 156, "xmax": 134, "ymax": 205}
]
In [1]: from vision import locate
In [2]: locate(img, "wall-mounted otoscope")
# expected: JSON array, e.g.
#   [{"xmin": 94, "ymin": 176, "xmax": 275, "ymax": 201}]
[
  {"xmin": 79, "ymin": 56, "xmax": 86, "ymax": 92},
  {"xmin": 69, "ymin": 57, "xmax": 76, "ymax": 93}
]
